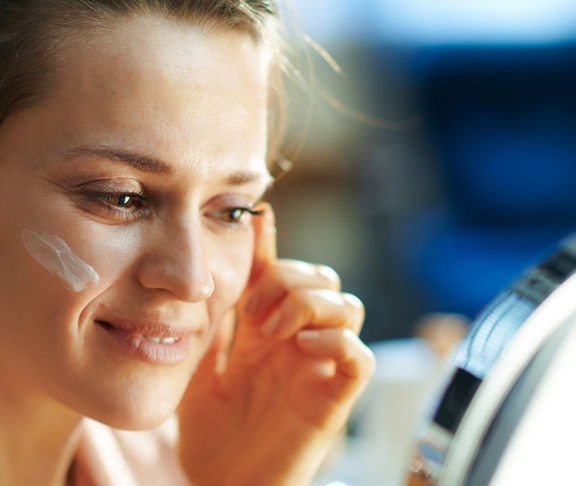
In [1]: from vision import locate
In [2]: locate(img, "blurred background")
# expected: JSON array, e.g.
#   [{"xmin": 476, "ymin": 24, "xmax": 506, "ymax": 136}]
[{"xmin": 265, "ymin": 1, "xmax": 576, "ymax": 485}]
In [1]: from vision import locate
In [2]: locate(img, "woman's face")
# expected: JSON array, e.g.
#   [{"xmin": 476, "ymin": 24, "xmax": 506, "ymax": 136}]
[{"xmin": 0, "ymin": 17, "xmax": 271, "ymax": 429}]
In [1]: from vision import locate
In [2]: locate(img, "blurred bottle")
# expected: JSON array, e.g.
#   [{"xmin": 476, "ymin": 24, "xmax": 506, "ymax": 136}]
[{"xmin": 353, "ymin": 314, "xmax": 468, "ymax": 486}]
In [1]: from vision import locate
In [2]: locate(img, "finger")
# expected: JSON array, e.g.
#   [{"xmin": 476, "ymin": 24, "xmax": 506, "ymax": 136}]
[
  {"xmin": 236, "ymin": 203, "xmax": 281, "ymax": 326},
  {"xmin": 296, "ymin": 328, "xmax": 376, "ymax": 399},
  {"xmin": 274, "ymin": 260, "xmax": 341, "ymax": 293},
  {"xmin": 249, "ymin": 202, "xmax": 277, "ymax": 282},
  {"xmin": 240, "ymin": 261, "xmax": 342, "ymax": 323},
  {"xmin": 259, "ymin": 289, "xmax": 365, "ymax": 339}
]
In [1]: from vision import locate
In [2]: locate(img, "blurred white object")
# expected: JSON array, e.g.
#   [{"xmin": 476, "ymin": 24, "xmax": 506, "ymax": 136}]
[
  {"xmin": 406, "ymin": 233, "xmax": 576, "ymax": 486},
  {"xmin": 289, "ymin": 0, "xmax": 576, "ymax": 45},
  {"xmin": 372, "ymin": 0, "xmax": 576, "ymax": 45},
  {"xmin": 489, "ymin": 316, "xmax": 576, "ymax": 486},
  {"xmin": 355, "ymin": 339, "xmax": 440, "ymax": 485},
  {"xmin": 439, "ymin": 272, "xmax": 576, "ymax": 486}
]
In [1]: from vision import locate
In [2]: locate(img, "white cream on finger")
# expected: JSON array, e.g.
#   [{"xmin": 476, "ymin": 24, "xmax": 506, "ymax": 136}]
[{"xmin": 22, "ymin": 229, "xmax": 100, "ymax": 291}]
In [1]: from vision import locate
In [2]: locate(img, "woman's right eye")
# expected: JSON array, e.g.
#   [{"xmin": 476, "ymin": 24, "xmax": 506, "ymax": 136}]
[
  {"xmin": 103, "ymin": 194, "xmax": 141, "ymax": 209},
  {"xmin": 79, "ymin": 191, "xmax": 148, "ymax": 222}
]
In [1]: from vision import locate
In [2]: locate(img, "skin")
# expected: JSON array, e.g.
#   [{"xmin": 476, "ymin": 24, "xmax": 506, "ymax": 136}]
[{"xmin": 0, "ymin": 15, "xmax": 375, "ymax": 486}]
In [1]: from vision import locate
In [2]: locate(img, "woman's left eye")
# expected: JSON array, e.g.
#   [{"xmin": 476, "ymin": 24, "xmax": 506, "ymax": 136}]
[
  {"xmin": 212, "ymin": 207, "xmax": 263, "ymax": 224},
  {"xmin": 224, "ymin": 208, "xmax": 248, "ymax": 222}
]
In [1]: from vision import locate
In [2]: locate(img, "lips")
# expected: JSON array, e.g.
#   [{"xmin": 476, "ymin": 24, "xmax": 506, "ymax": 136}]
[{"xmin": 95, "ymin": 319, "xmax": 200, "ymax": 366}]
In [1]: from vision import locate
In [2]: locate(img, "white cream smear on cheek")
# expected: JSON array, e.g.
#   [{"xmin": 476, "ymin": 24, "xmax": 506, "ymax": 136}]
[{"xmin": 22, "ymin": 230, "xmax": 100, "ymax": 292}]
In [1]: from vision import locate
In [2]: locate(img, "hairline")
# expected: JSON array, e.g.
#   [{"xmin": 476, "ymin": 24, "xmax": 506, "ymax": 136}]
[
  {"xmin": 1, "ymin": 10, "xmax": 269, "ymax": 124},
  {"xmin": 0, "ymin": 3, "xmax": 285, "ymax": 167}
]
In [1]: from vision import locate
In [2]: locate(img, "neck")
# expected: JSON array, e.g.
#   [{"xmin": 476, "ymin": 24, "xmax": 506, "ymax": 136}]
[{"xmin": 0, "ymin": 366, "xmax": 83, "ymax": 486}]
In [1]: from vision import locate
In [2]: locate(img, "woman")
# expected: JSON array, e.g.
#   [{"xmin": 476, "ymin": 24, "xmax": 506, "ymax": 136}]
[{"xmin": 0, "ymin": 1, "xmax": 375, "ymax": 485}]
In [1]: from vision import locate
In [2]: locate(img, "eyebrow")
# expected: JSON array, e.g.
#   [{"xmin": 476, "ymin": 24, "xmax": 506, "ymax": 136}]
[
  {"xmin": 59, "ymin": 146, "xmax": 273, "ymax": 187},
  {"xmin": 224, "ymin": 171, "xmax": 271, "ymax": 186},
  {"xmin": 61, "ymin": 147, "xmax": 174, "ymax": 176}
]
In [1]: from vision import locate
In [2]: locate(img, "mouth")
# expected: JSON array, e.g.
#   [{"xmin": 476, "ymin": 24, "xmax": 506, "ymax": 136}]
[
  {"xmin": 95, "ymin": 320, "xmax": 199, "ymax": 366},
  {"xmin": 141, "ymin": 335, "xmax": 180, "ymax": 344}
]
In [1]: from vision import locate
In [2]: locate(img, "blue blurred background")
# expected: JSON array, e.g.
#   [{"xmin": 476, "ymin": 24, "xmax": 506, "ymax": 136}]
[{"xmin": 268, "ymin": 0, "xmax": 576, "ymax": 343}]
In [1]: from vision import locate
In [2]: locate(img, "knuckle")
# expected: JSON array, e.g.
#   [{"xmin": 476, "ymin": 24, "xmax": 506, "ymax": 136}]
[
  {"xmin": 352, "ymin": 337, "xmax": 376, "ymax": 377},
  {"xmin": 272, "ymin": 260, "xmax": 342, "ymax": 293},
  {"xmin": 364, "ymin": 347, "xmax": 376, "ymax": 375},
  {"xmin": 342, "ymin": 293, "xmax": 365, "ymax": 317},
  {"xmin": 275, "ymin": 260, "xmax": 334, "ymax": 288},
  {"xmin": 276, "ymin": 258, "xmax": 308, "ymax": 272},
  {"xmin": 285, "ymin": 259, "xmax": 319, "ymax": 278},
  {"xmin": 315, "ymin": 264, "xmax": 341, "ymax": 290},
  {"xmin": 343, "ymin": 333, "xmax": 375, "ymax": 378}
]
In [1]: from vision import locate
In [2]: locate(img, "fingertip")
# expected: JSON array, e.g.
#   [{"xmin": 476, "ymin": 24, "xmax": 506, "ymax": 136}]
[
  {"xmin": 342, "ymin": 328, "xmax": 357, "ymax": 341},
  {"xmin": 341, "ymin": 329, "xmax": 376, "ymax": 369}
]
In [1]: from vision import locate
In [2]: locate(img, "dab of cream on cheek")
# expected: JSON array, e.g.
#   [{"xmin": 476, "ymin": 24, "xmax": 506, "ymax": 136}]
[{"xmin": 22, "ymin": 230, "xmax": 100, "ymax": 292}]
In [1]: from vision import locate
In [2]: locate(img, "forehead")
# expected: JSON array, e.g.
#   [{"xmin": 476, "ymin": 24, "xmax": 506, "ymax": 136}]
[{"xmin": 39, "ymin": 16, "xmax": 271, "ymax": 179}]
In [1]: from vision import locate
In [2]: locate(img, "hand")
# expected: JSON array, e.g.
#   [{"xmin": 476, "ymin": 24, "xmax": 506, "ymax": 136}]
[{"xmin": 178, "ymin": 204, "xmax": 375, "ymax": 486}]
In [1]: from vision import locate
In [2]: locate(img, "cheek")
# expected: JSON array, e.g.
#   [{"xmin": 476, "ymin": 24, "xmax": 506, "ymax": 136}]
[
  {"xmin": 0, "ymin": 221, "xmax": 124, "ymax": 394},
  {"xmin": 78, "ymin": 226, "xmax": 144, "ymax": 284},
  {"xmin": 207, "ymin": 231, "xmax": 254, "ymax": 321},
  {"xmin": 22, "ymin": 230, "xmax": 100, "ymax": 292},
  {"xmin": 26, "ymin": 224, "xmax": 142, "ymax": 294},
  {"xmin": 6, "ymin": 221, "xmax": 143, "ymax": 338}
]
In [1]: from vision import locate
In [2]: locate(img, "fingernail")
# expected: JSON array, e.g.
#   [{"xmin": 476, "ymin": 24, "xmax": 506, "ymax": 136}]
[
  {"xmin": 244, "ymin": 293, "xmax": 260, "ymax": 316},
  {"xmin": 261, "ymin": 311, "xmax": 281, "ymax": 337},
  {"xmin": 297, "ymin": 330, "xmax": 321, "ymax": 341}
]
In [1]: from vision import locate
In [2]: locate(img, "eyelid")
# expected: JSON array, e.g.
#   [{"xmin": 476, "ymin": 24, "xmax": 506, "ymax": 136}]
[
  {"xmin": 76, "ymin": 178, "xmax": 144, "ymax": 194},
  {"xmin": 245, "ymin": 206, "xmax": 265, "ymax": 216},
  {"xmin": 77, "ymin": 191, "xmax": 149, "ymax": 224},
  {"xmin": 203, "ymin": 206, "xmax": 261, "ymax": 232},
  {"xmin": 202, "ymin": 193, "xmax": 257, "ymax": 212}
]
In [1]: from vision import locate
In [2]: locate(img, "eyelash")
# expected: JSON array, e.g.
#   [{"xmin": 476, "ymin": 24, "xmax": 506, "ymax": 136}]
[
  {"xmin": 210, "ymin": 207, "xmax": 264, "ymax": 225},
  {"xmin": 80, "ymin": 192, "xmax": 264, "ymax": 226},
  {"xmin": 80, "ymin": 192, "xmax": 149, "ymax": 222}
]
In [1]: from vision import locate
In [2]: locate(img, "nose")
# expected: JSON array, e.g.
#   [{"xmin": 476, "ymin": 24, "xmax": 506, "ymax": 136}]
[{"xmin": 135, "ymin": 216, "xmax": 214, "ymax": 303}]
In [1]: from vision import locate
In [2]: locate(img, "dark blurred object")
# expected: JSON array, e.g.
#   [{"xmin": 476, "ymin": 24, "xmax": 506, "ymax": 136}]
[{"xmin": 400, "ymin": 45, "xmax": 576, "ymax": 318}]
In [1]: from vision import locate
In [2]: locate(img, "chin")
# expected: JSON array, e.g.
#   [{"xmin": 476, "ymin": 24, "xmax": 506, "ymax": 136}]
[
  {"xmin": 90, "ymin": 399, "xmax": 180, "ymax": 432},
  {"xmin": 73, "ymin": 376, "xmax": 186, "ymax": 431}
]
